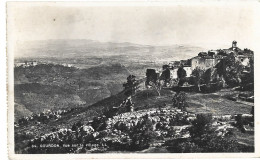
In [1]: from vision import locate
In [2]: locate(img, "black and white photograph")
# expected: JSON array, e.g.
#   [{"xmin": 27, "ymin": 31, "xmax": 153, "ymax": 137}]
[{"xmin": 6, "ymin": 1, "xmax": 260, "ymax": 159}]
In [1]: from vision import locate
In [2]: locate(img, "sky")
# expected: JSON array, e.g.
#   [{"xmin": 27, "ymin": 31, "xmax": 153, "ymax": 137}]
[{"xmin": 7, "ymin": 1, "xmax": 260, "ymax": 50}]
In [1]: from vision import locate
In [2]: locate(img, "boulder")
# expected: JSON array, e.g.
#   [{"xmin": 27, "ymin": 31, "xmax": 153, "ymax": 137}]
[
  {"xmin": 242, "ymin": 125, "xmax": 254, "ymax": 134},
  {"xmin": 82, "ymin": 125, "xmax": 94, "ymax": 133}
]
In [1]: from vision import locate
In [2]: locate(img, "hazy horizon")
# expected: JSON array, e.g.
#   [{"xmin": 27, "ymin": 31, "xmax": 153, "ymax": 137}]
[
  {"xmin": 13, "ymin": 39, "xmax": 205, "ymax": 61},
  {"xmin": 14, "ymin": 38, "xmax": 239, "ymax": 59},
  {"xmin": 8, "ymin": 1, "xmax": 259, "ymax": 58}
]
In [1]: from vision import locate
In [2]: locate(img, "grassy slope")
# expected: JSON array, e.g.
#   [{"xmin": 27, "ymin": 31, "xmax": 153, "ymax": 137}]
[
  {"xmin": 16, "ymin": 86, "xmax": 253, "ymax": 137},
  {"xmin": 186, "ymin": 89, "xmax": 253, "ymax": 115}
]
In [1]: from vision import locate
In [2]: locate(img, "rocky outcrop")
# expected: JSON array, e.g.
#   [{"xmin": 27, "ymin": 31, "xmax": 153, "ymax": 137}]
[{"xmin": 24, "ymin": 106, "xmax": 253, "ymax": 153}]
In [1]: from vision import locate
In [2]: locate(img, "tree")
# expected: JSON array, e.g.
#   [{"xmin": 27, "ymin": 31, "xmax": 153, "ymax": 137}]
[
  {"xmin": 239, "ymin": 57, "xmax": 254, "ymax": 90},
  {"xmin": 123, "ymin": 75, "xmax": 138, "ymax": 96},
  {"xmin": 149, "ymin": 80, "xmax": 162, "ymax": 96},
  {"xmin": 160, "ymin": 65, "xmax": 171, "ymax": 85},
  {"xmin": 247, "ymin": 57, "xmax": 254, "ymax": 84},
  {"xmin": 216, "ymin": 54, "xmax": 244, "ymax": 87},
  {"xmin": 146, "ymin": 69, "xmax": 158, "ymax": 87},
  {"xmin": 225, "ymin": 55, "xmax": 243, "ymax": 87},
  {"xmin": 172, "ymin": 91, "xmax": 188, "ymax": 111},
  {"xmin": 191, "ymin": 67, "xmax": 205, "ymax": 91},
  {"xmin": 177, "ymin": 66, "xmax": 187, "ymax": 86},
  {"xmin": 204, "ymin": 67, "xmax": 218, "ymax": 85}
]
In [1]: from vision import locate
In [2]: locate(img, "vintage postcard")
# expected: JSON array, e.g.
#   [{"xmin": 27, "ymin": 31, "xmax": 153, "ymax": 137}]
[{"xmin": 7, "ymin": 1, "xmax": 260, "ymax": 159}]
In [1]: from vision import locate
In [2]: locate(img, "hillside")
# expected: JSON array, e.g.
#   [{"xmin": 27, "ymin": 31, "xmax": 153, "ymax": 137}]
[
  {"xmin": 14, "ymin": 85, "xmax": 254, "ymax": 153},
  {"xmin": 13, "ymin": 40, "xmax": 254, "ymax": 154},
  {"xmin": 14, "ymin": 40, "xmax": 205, "ymax": 120},
  {"xmin": 14, "ymin": 63, "xmax": 130, "ymax": 120}
]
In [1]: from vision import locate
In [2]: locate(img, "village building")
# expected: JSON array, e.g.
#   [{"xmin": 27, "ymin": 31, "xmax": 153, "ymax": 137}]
[
  {"xmin": 237, "ymin": 55, "xmax": 250, "ymax": 66},
  {"xmin": 224, "ymin": 41, "xmax": 253, "ymax": 67},
  {"xmin": 168, "ymin": 60, "xmax": 192, "ymax": 78},
  {"xmin": 15, "ymin": 61, "xmax": 38, "ymax": 67},
  {"xmin": 170, "ymin": 68, "xmax": 178, "ymax": 79},
  {"xmin": 62, "ymin": 63, "xmax": 73, "ymax": 67},
  {"xmin": 15, "ymin": 62, "xmax": 26, "ymax": 67},
  {"xmin": 191, "ymin": 41, "xmax": 253, "ymax": 70},
  {"xmin": 183, "ymin": 65, "xmax": 192, "ymax": 77},
  {"xmin": 25, "ymin": 61, "xmax": 38, "ymax": 67},
  {"xmin": 191, "ymin": 56, "xmax": 217, "ymax": 70}
]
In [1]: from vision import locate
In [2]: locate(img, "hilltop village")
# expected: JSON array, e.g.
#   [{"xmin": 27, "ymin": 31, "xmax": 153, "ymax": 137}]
[
  {"xmin": 14, "ymin": 41, "xmax": 254, "ymax": 153},
  {"xmin": 146, "ymin": 41, "xmax": 254, "ymax": 92}
]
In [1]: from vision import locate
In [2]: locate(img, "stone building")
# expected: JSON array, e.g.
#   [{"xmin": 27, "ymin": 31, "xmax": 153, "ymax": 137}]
[
  {"xmin": 155, "ymin": 41, "xmax": 253, "ymax": 85},
  {"xmin": 183, "ymin": 66, "xmax": 192, "ymax": 77},
  {"xmin": 170, "ymin": 68, "xmax": 178, "ymax": 79},
  {"xmin": 191, "ymin": 56, "xmax": 217, "ymax": 71}
]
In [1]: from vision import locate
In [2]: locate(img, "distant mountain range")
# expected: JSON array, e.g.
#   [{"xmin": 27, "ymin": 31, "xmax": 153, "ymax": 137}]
[{"xmin": 15, "ymin": 39, "xmax": 205, "ymax": 61}]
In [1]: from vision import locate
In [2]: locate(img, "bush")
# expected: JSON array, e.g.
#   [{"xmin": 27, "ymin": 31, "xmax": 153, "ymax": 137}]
[
  {"xmin": 167, "ymin": 132, "xmax": 245, "ymax": 153},
  {"xmin": 205, "ymin": 137, "xmax": 239, "ymax": 152},
  {"xmin": 200, "ymin": 82, "xmax": 223, "ymax": 93},
  {"xmin": 172, "ymin": 91, "xmax": 188, "ymax": 111},
  {"xmin": 196, "ymin": 113, "xmax": 212, "ymax": 125},
  {"xmin": 235, "ymin": 114, "xmax": 244, "ymax": 130},
  {"xmin": 199, "ymin": 134, "xmax": 240, "ymax": 152},
  {"xmin": 189, "ymin": 113, "xmax": 212, "ymax": 137},
  {"xmin": 170, "ymin": 141, "xmax": 202, "ymax": 153}
]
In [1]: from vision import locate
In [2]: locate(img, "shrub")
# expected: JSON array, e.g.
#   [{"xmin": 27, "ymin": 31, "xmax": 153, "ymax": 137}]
[
  {"xmin": 200, "ymin": 82, "xmax": 223, "ymax": 93},
  {"xmin": 172, "ymin": 91, "xmax": 188, "ymax": 111},
  {"xmin": 174, "ymin": 141, "xmax": 202, "ymax": 153},
  {"xmin": 123, "ymin": 75, "xmax": 138, "ymax": 96},
  {"xmin": 235, "ymin": 114, "xmax": 244, "ymax": 130},
  {"xmin": 200, "ymin": 134, "xmax": 240, "ymax": 152},
  {"xmin": 191, "ymin": 67, "xmax": 205, "ymax": 91},
  {"xmin": 189, "ymin": 113, "xmax": 212, "ymax": 137}
]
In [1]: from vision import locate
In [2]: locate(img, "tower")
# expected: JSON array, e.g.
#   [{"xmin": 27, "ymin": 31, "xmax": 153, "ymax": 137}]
[{"xmin": 232, "ymin": 41, "xmax": 237, "ymax": 48}]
